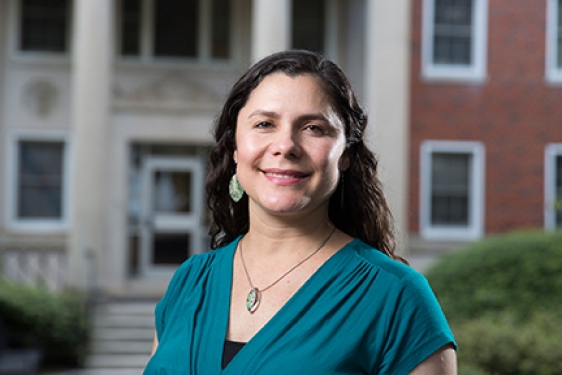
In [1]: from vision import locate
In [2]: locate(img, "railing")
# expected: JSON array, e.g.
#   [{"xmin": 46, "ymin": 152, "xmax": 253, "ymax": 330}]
[{"xmin": 0, "ymin": 247, "xmax": 68, "ymax": 292}]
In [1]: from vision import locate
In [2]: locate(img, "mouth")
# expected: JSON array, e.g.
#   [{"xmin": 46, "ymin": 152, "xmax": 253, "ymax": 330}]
[
  {"xmin": 261, "ymin": 169, "xmax": 310, "ymax": 184},
  {"xmin": 262, "ymin": 169, "xmax": 309, "ymax": 178}
]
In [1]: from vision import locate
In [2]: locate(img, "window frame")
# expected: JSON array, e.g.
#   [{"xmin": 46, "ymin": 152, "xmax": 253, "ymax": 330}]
[
  {"xmin": 544, "ymin": 143, "xmax": 562, "ymax": 230},
  {"xmin": 546, "ymin": 0, "xmax": 562, "ymax": 83},
  {"xmin": 8, "ymin": 0, "xmax": 73, "ymax": 61},
  {"xmin": 115, "ymin": 0, "xmax": 235, "ymax": 65},
  {"xmin": 421, "ymin": 0, "xmax": 488, "ymax": 82},
  {"xmin": 420, "ymin": 140, "xmax": 485, "ymax": 240},
  {"xmin": 5, "ymin": 131, "xmax": 72, "ymax": 233}
]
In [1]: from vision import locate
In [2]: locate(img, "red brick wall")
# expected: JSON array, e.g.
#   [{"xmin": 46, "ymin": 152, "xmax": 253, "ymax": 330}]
[{"xmin": 409, "ymin": 0, "xmax": 562, "ymax": 234}]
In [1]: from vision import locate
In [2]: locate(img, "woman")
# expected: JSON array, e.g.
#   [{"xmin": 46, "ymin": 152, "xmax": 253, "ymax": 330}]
[{"xmin": 144, "ymin": 50, "xmax": 457, "ymax": 374}]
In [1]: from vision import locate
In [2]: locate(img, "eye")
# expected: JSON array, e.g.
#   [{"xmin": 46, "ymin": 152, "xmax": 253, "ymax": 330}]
[
  {"xmin": 255, "ymin": 121, "xmax": 274, "ymax": 129},
  {"xmin": 304, "ymin": 124, "xmax": 327, "ymax": 135}
]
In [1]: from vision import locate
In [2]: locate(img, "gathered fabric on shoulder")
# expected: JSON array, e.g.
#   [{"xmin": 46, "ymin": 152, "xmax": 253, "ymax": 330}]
[{"xmin": 144, "ymin": 238, "xmax": 456, "ymax": 375}]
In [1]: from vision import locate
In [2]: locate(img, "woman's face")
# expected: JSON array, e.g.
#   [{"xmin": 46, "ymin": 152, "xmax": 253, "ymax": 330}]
[{"xmin": 234, "ymin": 73, "xmax": 348, "ymax": 219}]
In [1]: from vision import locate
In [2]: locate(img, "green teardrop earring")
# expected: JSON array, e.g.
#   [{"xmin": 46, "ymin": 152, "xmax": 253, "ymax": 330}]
[{"xmin": 229, "ymin": 173, "xmax": 244, "ymax": 202}]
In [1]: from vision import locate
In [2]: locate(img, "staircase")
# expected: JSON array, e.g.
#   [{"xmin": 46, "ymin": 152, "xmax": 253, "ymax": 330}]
[{"xmin": 86, "ymin": 300, "xmax": 157, "ymax": 371}]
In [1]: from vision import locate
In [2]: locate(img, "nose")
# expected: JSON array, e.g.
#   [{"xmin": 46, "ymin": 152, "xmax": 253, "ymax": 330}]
[{"xmin": 271, "ymin": 128, "xmax": 301, "ymax": 158}]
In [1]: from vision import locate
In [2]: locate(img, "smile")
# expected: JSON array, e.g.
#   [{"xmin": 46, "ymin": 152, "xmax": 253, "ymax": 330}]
[
  {"xmin": 264, "ymin": 172, "xmax": 305, "ymax": 178},
  {"xmin": 261, "ymin": 169, "xmax": 309, "ymax": 184}
]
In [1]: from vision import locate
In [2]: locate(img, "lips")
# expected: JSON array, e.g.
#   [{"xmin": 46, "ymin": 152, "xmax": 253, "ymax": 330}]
[
  {"xmin": 261, "ymin": 169, "xmax": 309, "ymax": 184},
  {"xmin": 262, "ymin": 169, "xmax": 309, "ymax": 178}
]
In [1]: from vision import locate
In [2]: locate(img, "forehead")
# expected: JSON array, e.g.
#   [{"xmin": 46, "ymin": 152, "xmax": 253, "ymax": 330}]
[{"xmin": 242, "ymin": 73, "xmax": 332, "ymax": 111}]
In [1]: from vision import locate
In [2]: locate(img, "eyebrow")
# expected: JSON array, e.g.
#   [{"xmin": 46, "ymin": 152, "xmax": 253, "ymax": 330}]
[{"xmin": 247, "ymin": 110, "xmax": 330, "ymax": 123}]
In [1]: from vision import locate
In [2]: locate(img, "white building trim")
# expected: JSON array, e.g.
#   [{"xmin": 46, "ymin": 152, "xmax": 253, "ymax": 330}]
[
  {"xmin": 420, "ymin": 140, "xmax": 485, "ymax": 240},
  {"xmin": 251, "ymin": 0, "xmax": 291, "ymax": 60},
  {"xmin": 421, "ymin": 0, "xmax": 488, "ymax": 82},
  {"xmin": 546, "ymin": 0, "xmax": 562, "ymax": 83},
  {"xmin": 545, "ymin": 143, "xmax": 562, "ymax": 230}
]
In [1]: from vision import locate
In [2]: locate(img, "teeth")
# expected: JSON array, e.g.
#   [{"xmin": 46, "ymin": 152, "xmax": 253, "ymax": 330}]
[{"xmin": 265, "ymin": 172, "xmax": 299, "ymax": 178}]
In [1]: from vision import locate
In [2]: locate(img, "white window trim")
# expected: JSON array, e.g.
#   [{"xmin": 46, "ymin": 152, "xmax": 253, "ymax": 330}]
[
  {"xmin": 115, "ymin": 0, "xmax": 236, "ymax": 66},
  {"xmin": 8, "ymin": 0, "xmax": 73, "ymax": 63},
  {"xmin": 421, "ymin": 0, "xmax": 488, "ymax": 83},
  {"xmin": 420, "ymin": 140, "xmax": 485, "ymax": 240},
  {"xmin": 546, "ymin": 0, "xmax": 562, "ymax": 83},
  {"xmin": 5, "ymin": 130, "xmax": 72, "ymax": 233},
  {"xmin": 545, "ymin": 143, "xmax": 562, "ymax": 230}
]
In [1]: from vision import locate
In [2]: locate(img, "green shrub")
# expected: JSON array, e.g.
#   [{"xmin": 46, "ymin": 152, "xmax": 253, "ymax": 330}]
[
  {"xmin": 425, "ymin": 230, "xmax": 562, "ymax": 323},
  {"xmin": 454, "ymin": 312, "xmax": 562, "ymax": 375},
  {"xmin": 424, "ymin": 230, "xmax": 562, "ymax": 375},
  {"xmin": 0, "ymin": 280, "xmax": 89, "ymax": 368}
]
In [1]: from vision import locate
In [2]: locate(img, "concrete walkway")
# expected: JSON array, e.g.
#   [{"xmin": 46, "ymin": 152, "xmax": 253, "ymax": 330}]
[{"xmin": 42, "ymin": 370, "xmax": 143, "ymax": 375}]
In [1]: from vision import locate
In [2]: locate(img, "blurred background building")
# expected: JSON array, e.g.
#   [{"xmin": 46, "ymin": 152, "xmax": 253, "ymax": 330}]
[
  {"xmin": 0, "ymin": 0, "xmax": 410, "ymax": 297},
  {"xmin": 1, "ymin": 0, "xmax": 562, "ymax": 295},
  {"xmin": 1, "ymin": 0, "xmax": 562, "ymax": 370}
]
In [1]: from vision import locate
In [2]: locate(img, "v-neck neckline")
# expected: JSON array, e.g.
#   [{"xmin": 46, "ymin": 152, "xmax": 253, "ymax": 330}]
[{"xmin": 216, "ymin": 236, "xmax": 358, "ymax": 373}]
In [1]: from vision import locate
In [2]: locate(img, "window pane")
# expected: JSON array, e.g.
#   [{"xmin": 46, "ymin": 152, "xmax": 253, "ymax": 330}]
[
  {"xmin": 18, "ymin": 141, "xmax": 64, "ymax": 219},
  {"xmin": 152, "ymin": 233, "xmax": 190, "ymax": 264},
  {"xmin": 435, "ymin": 0, "xmax": 472, "ymax": 25},
  {"xmin": 20, "ymin": 0, "xmax": 68, "ymax": 52},
  {"xmin": 211, "ymin": 0, "xmax": 231, "ymax": 59},
  {"xmin": 433, "ymin": 0, "xmax": 473, "ymax": 65},
  {"xmin": 154, "ymin": 0, "xmax": 199, "ymax": 57},
  {"xmin": 431, "ymin": 153, "xmax": 471, "ymax": 226},
  {"xmin": 292, "ymin": 0, "xmax": 325, "ymax": 54},
  {"xmin": 121, "ymin": 0, "xmax": 141, "ymax": 56},
  {"xmin": 152, "ymin": 171, "xmax": 192, "ymax": 213},
  {"xmin": 555, "ymin": 155, "xmax": 562, "ymax": 227}
]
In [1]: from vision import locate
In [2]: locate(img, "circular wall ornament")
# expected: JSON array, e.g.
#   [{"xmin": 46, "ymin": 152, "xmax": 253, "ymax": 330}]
[{"xmin": 22, "ymin": 80, "xmax": 59, "ymax": 117}]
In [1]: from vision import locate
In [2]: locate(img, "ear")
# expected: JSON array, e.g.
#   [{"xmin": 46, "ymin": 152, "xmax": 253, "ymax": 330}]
[
  {"xmin": 339, "ymin": 153, "xmax": 350, "ymax": 172},
  {"xmin": 233, "ymin": 149, "xmax": 238, "ymax": 164}
]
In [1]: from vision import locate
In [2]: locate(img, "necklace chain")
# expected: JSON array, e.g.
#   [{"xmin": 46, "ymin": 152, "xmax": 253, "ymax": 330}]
[{"xmin": 239, "ymin": 227, "xmax": 336, "ymax": 313}]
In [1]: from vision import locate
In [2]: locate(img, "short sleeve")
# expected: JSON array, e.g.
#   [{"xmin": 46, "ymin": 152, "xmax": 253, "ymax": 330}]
[{"xmin": 377, "ymin": 271, "xmax": 456, "ymax": 375}]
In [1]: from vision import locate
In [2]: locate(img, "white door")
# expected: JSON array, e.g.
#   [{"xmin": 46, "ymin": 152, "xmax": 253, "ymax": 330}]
[{"xmin": 139, "ymin": 157, "xmax": 205, "ymax": 278}]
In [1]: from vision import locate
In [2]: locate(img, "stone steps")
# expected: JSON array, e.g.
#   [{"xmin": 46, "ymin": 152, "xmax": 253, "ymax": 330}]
[{"xmin": 85, "ymin": 300, "xmax": 157, "ymax": 370}]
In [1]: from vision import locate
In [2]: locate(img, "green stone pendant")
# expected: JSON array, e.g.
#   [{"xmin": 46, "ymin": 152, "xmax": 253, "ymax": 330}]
[
  {"xmin": 229, "ymin": 174, "xmax": 244, "ymax": 202},
  {"xmin": 246, "ymin": 288, "xmax": 261, "ymax": 313}
]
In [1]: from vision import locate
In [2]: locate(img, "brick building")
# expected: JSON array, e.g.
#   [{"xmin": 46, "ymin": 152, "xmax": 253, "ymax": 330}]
[{"xmin": 409, "ymin": 0, "xmax": 562, "ymax": 253}]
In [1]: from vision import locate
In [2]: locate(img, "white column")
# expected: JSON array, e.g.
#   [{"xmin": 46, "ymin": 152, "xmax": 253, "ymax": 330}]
[
  {"xmin": 364, "ymin": 0, "xmax": 412, "ymax": 257},
  {"xmin": 251, "ymin": 0, "xmax": 291, "ymax": 61},
  {"xmin": 68, "ymin": 0, "xmax": 113, "ymax": 290}
]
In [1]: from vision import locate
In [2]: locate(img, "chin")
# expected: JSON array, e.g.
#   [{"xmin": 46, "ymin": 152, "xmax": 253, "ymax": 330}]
[{"xmin": 257, "ymin": 197, "xmax": 311, "ymax": 214}]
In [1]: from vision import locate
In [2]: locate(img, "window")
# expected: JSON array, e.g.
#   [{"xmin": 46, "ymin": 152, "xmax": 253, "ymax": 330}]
[
  {"xmin": 545, "ymin": 144, "xmax": 562, "ymax": 229},
  {"xmin": 422, "ymin": 0, "xmax": 488, "ymax": 81},
  {"xmin": 546, "ymin": 0, "xmax": 562, "ymax": 82},
  {"xmin": 420, "ymin": 141, "xmax": 485, "ymax": 240},
  {"xmin": 18, "ymin": 0, "xmax": 71, "ymax": 53},
  {"xmin": 6, "ymin": 133, "xmax": 70, "ymax": 231},
  {"xmin": 292, "ymin": 0, "xmax": 325, "ymax": 54},
  {"xmin": 119, "ymin": 0, "xmax": 232, "ymax": 61}
]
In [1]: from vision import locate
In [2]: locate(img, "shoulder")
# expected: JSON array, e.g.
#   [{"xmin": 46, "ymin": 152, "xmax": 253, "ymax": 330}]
[
  {"xmin": 345, "ymin": 239, "xmax": 436, "ymax": 306},
  {"xmin": 345, "ymin": 241, "xmax": 457, "ymax": 374},
  {"xmin": 347, "ymin": 239, "xmax": 421, "ymax": 282}
]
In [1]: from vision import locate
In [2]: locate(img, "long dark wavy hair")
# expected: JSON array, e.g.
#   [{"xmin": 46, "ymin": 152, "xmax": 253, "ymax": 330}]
[{"xmin": 206, "ymin": 50, "xmax": 402, "ymax": 262}]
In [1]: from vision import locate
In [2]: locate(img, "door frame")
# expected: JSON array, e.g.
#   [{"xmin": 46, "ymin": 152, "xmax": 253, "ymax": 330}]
[{"xmin": 139, "ymin": 156, "xmax": 206, "ymax": 278}]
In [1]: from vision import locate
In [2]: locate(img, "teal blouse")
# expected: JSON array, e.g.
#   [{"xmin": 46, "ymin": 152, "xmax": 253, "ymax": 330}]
[{"xmin": 144, "ymin": 238, "xmax": 456, "ymax": 375}]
